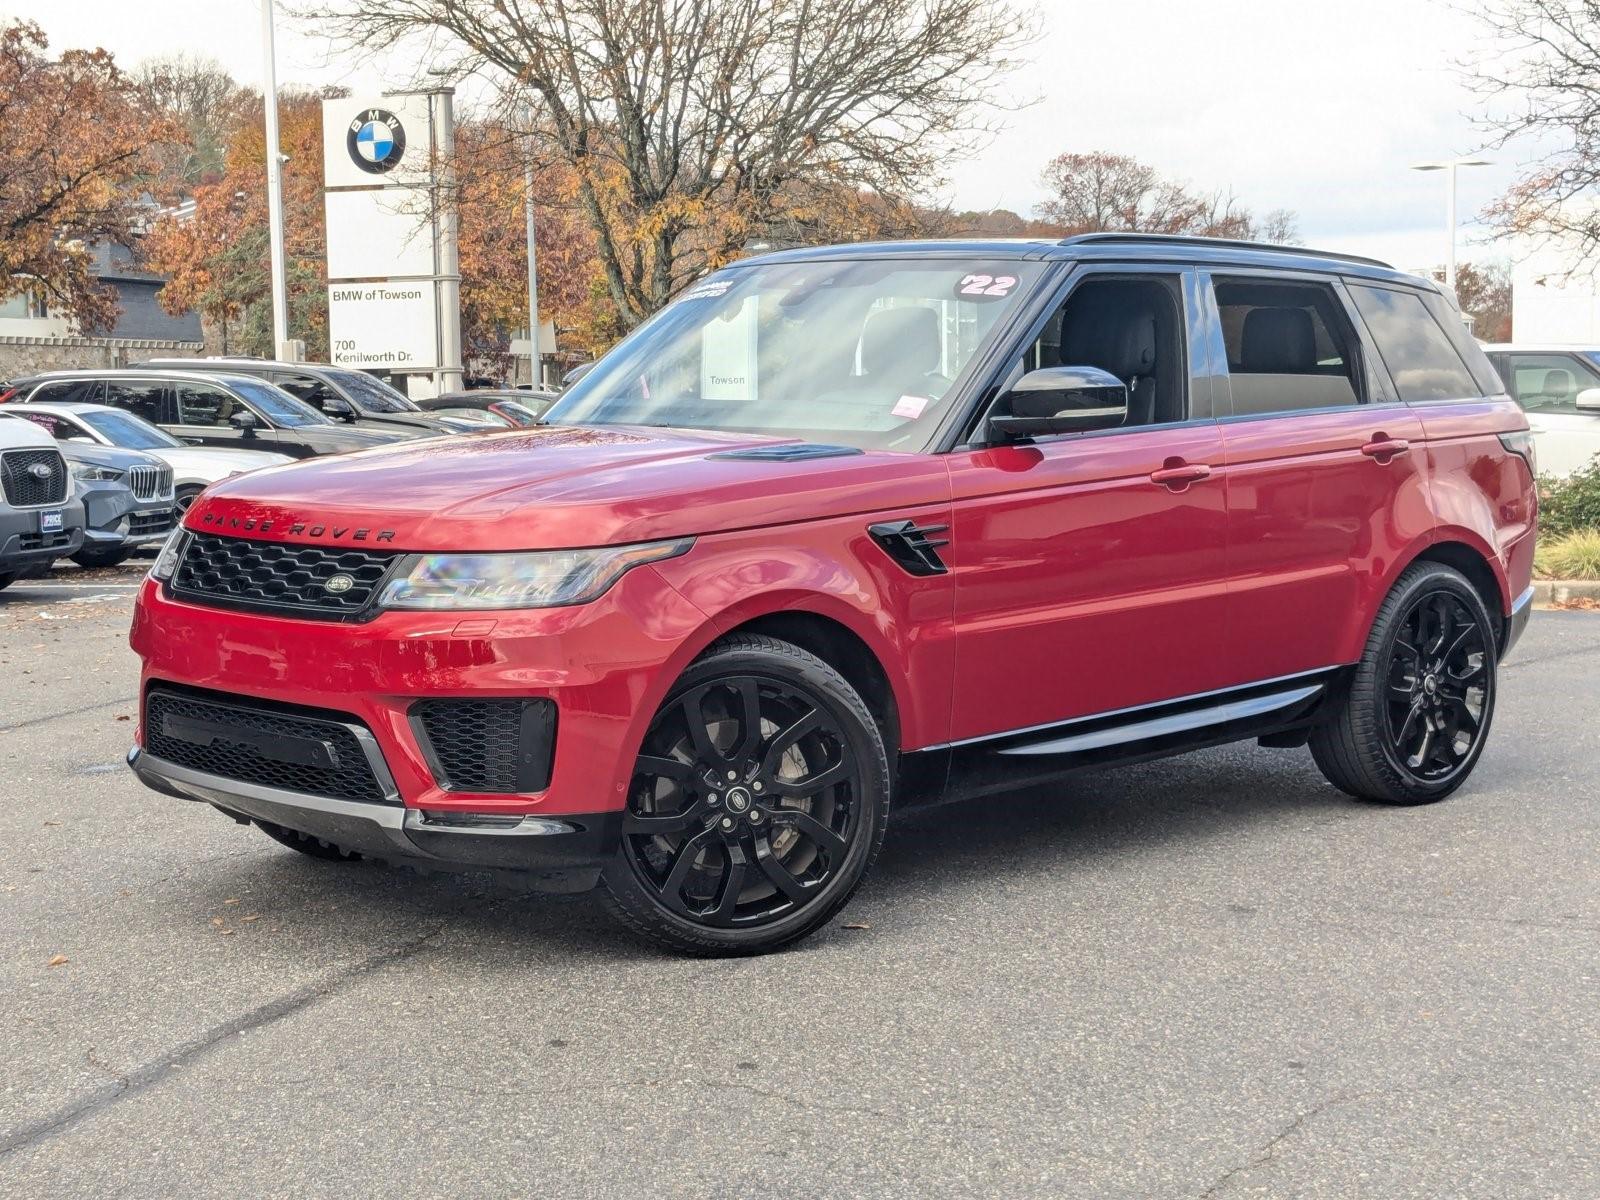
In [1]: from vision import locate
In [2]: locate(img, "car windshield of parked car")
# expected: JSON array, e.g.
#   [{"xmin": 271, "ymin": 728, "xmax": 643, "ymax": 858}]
[
  {"xmin": 329, "ymin": 369, "xmax": 420, "ymax": 413},
  {"xmin": 80, "ymin": 408, "xmax": 183, "ymax": 450},
  {"xmin": 228, "ymin": 379, "xmax": 333, "ymax": 427},
  {"xmin": 543, "ymin": 258, "xmax": 1046, "ymax": 450}
]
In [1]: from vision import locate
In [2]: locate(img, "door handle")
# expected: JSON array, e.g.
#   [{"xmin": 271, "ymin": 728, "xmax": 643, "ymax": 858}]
[
  {"xmin": 1149, "ymin": 462, "xmax": 1213, "ymax": 490},
  {"xmin": 1360, "ymin": 436, "xmax": 1411, "ymax": 461}
]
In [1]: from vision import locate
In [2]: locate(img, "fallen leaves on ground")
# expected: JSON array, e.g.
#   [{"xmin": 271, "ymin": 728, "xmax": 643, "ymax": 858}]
[{"xmin": 47, "ymin": 954, "xmax": 68, "ymax": 968}]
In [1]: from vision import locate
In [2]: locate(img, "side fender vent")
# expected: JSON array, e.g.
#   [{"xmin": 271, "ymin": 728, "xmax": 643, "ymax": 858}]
[{"xmin": 867, "ymin": 520, "xmax": 950, "ymax": 577}]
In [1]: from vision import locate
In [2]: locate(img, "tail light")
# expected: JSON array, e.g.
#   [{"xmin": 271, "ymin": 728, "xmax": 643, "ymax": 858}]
[
  {"xmin": 0, "ymin": 387, "xmax": 19, "ymax": 404},
  {"xmin": 1499, "ymin": 430, "xmax": 1537, "ymax": 478}
]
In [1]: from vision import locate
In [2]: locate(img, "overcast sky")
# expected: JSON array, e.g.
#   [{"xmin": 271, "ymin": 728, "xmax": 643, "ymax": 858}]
[{"xmin": 12, "ymin": 0, "xmax": 1534, "ymax": 270}]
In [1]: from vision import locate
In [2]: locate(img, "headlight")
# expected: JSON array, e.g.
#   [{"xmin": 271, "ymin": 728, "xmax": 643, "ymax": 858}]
[
  {"xmin": 150, "ymin": 528, "xmax": 189, "ymax": 581},
  {"xmin": 377, "ymin": 538, "xmax": 693, "ymax": 610},
  {"xmin": 70, "ymin": 462, "xmax": 122, "ymax": 482}
]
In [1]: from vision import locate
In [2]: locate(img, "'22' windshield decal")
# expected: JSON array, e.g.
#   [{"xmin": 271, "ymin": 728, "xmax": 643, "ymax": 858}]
[{"xmin": 955, "ymin": 272, "xmax": 1018, "ymax": 299}]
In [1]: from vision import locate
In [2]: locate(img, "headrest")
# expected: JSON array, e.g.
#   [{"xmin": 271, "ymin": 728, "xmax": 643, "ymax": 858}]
[
  {"xmin": 862, "ymin": 306, "xmax": 941, "ymax": 378},
  {"xmin": 1540, "ymin": 368, "xmax": 1573, "ymax": 398},
  {"xmin": 1240, "ymin": 307, "xmax": 1316, "ymax": 373},
  {"xmin": 1062, "ymin": 300, "xmax": 1157, "ymax": 381}
]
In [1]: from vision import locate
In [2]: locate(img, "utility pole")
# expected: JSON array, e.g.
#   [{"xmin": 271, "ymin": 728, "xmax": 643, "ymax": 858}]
[{"xmin": 262, "ymin": 0, "xmax": 291, "ymax": 357}]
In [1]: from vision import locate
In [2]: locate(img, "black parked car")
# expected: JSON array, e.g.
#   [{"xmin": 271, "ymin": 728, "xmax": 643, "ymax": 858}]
[
  {"xmin": 133, "ymin": 358, "xmax": 477, "ymax": 435},
  {"xmin": 1, "ymin": 371, "xmax": 410, "ymax": 459}
]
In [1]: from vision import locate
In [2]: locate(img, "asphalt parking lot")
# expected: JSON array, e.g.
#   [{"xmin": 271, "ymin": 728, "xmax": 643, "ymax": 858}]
[{"xmin": 1, "ymin": 571, "xmax": 1597, "ymax": 1199}]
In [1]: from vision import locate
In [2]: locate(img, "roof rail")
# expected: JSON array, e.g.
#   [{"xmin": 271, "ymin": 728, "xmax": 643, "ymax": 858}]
[{"xmin": 1058, "ymin": 232, "xmax": 1394, "ymax": 270}]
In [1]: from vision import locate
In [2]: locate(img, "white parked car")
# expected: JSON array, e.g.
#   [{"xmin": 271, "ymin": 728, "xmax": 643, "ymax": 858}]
[
  {"xmin": 6, "ymin": 401, "xmax": 293, "ymax": 510},
  {"xmin": 1482, "ymin": 344, "xmax": 1600, "ymax": 476}
]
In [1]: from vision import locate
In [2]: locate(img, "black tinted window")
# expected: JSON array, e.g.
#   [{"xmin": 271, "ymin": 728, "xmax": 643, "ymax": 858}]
[
  {"xmin": 102, "ymin": 380, "xmax": 167, "ymax": 423},
  {"xmin": 28, "ymin": 379, "xmax": 102, "ymax": 404},
  {"xmin": 174, "ymin": 384, "xmax": 241, "ymax": 427},
  {"xmin": 1348, "ymin": 285, "xmax": 1479, "ymax": 403}
]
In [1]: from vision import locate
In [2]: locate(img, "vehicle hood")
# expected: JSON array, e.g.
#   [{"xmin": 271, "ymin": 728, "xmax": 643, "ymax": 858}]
[
  {"xmin": 350, "ymin": 411, "xmax": 460, "ymax": 434},
  {"xmin": 0, "ymin": 414, "xmax": 57, "ymax": 451},
  {"xmin": 190, "ymin": 425, "xmax": 950, "ymax": 551},
  {"xmin": 283, "ymin": 425, "xmax": 409, "ymax": 452},
  {"xmin": 155, "ymin": 446, "xmax": 294, "ymax": 476},
  {"xmin": 59, "ymin": 442, "xmax": 161, "ymax": 470}
]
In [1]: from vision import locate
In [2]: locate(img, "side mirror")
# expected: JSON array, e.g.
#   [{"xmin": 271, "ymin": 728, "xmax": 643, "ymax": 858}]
[
  {"xmin": 1576, "ymin": 387, "xmax": 1600, "ymax": 412},
  {"xmin": 988, "ymin": 366, "xmax": 1129, "ymax": 442},
  {"xmin": 229, "ymin": 410, "xmax": 259, "ymax": 438},
  {"xmin": 324, "ymin": 396, "xmax": 357, "ymax": 421}
]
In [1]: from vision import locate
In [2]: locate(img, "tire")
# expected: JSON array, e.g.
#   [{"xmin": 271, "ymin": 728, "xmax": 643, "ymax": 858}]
[
  {"xmin": 0, "ymin": 572, "xmax": 13, "ymax": 592},
  {"xmin": 71, "ymin": 547, "xmax": 133, "ymax": 569},
  {"xmin": 600, "ymin": 633, "xmax": 890, "ymax": 956},
  {"xmin": 1310, "ymin": 562, "xmax": 1498, "ymax": 805},
  {"xmin": 255, "ymin": 818, "xmax": 364, "ymax": 862},
  {"xmin": 176, "ymin": 485, "xmax": 204, "ymax": 513}
]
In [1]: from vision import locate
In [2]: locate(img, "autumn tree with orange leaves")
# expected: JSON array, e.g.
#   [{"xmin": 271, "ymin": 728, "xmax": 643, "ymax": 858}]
[{"xmin": 0, "ymin": 21, "xmax": 173, "ymax": 333}]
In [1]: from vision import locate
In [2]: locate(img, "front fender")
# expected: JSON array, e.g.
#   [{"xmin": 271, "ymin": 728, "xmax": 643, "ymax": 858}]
[{"xmin": 649, "ymin": 511, "xmax": 956, "ymax": 750}]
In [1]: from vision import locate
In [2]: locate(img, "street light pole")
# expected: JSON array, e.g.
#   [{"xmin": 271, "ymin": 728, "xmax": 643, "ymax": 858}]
[
  {"xmin": 261, "ymin": 0, "xmax": 290, "ymax": 357},
  {"xmin": 1411, "ymin": 158, "xmax": 1491, "ymax": 292},
  {"xmin": 523, "ymin": 106, "xmax": 541, "ymax": 388}
]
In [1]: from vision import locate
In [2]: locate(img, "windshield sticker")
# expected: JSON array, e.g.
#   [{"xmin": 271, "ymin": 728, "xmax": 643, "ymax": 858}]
[
  {"xmin": 678, "ymin": 278, "xmax": 733, "ymax": 303},
  {"xmin": 955, "ymin": 272, "xmax": 1019, "ymax": 300},
  {"xmin": 892, "ymin": 394, "xmax": 930, "ymax": 420}
]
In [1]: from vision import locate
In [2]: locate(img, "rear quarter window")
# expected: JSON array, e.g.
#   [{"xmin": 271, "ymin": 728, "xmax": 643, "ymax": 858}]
[{"xmin": 1347, "ymin": 285, "xmax": 1481, "ymax": 403}]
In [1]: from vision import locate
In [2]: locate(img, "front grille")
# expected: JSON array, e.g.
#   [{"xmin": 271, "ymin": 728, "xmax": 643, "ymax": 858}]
[
  {"xmin": 1, "ymin": 449, "xmax": 68, "ymax": 507},
  {"xmin": 144, "ymin": 688, "xmax": 391, "ymax": 804},
  {"xmin": 171, "ymin": 532, "xmax": 399, "ymax": 619},
  {"xmin": 412, "ymin": 698, "xmax": 557, "ymax": 793},
  {"xmin": 129, "ymin": 464, "xmax": 173, "ymax": 501},
  {"xmin": 129, "ymin": 509, "xmax": 175, "ymax": 537},
  {"xmin": 19, "ymin": 530, "xmax": 72, "ymax": 552}
]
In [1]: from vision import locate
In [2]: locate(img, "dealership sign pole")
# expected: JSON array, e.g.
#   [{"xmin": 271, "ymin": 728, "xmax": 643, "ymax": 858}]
[
  {"xmin": 261, "ymin": 0, "xmax": 291, "ymax": 358},
  {"xmin": 322, "ymin": 91, "xmax": 464, "ymax": 397}
]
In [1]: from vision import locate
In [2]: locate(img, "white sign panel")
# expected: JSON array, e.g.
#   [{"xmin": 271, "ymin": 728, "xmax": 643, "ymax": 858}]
[
  {"xmin": 328, "ymin": 283, "xmax": 439, "ymax": 370},
  {"xmin": 321, "ymin": 94, "xmax": 435, "ymax": 190},
  {"xmin": 325, "ymin": 189, "xmax": 436, "ymax": 281},
  {"xmin": 701, "ymin": 296, "xmax": 759, "ymax": 401}
]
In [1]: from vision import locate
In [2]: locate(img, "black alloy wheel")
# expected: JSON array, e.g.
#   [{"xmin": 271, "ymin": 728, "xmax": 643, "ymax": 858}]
[
  {"xmin": 601, "ymin": 634, "xmax": 889, "ymax": 955},
  {"xmin": 1382, "ymin": 591, "xmax": 1491, "ymax": 782},
  {"xmin": 1311, "ymin": 562, "xmax": 1498, "ymax": 805}
]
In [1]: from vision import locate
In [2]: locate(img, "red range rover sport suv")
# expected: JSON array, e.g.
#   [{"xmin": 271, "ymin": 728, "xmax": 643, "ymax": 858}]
[{"xmin": 129, "ymin": 235, "xmax": 1537, "ymax": 955}]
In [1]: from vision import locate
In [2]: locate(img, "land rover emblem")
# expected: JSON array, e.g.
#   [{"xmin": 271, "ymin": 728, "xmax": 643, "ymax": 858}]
[{"xmin": 324, "ymin": 574, "xmax": 356, "ymax": 594}]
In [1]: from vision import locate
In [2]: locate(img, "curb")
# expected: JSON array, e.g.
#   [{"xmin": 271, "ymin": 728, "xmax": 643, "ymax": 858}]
[{"xmin": 1533, "ymin": 579, "xmax": 1600, "ymax": 606}]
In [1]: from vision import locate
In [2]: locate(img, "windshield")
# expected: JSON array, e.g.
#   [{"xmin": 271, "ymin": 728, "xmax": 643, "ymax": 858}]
[
  {"xmin": 82, "ymin": 408, "xmax": 182, "ymax": 450},
  {"xmin": 230, "ymin": 379, "xmax": 333, "ymax": 428},
  {"xmin": 329, "ymin": 369, "xmax": 420, "ymax": 413},
  {"xmin": 543, "ymin": 258, "xmax": 1045, "ymax": 450}
]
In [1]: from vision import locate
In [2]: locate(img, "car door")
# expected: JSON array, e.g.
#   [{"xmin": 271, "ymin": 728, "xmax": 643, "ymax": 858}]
[
  {"xmin": 167, "ymin": 381, "xmax": 278, "ymax": 451},
  {"xmin": 944, "ymin": 265, "xmax": 1232, "ymax": 743},
  {"xmin": 1496, "ymin": 351, "xmax": 1600, "ymax": 476},
  {"xmin": 1209, "ymin": 272, "xmax": 1433, "ymax": 684}
]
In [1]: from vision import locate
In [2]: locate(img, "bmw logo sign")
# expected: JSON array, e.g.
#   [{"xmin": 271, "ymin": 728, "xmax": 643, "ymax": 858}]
[
  {"xmin": 324, "ymin": 574, "xmax": 356, "ymax": 595},
  {"xmin": 347, "ymin": 109, "xmax": 406, "ymax": 174}
]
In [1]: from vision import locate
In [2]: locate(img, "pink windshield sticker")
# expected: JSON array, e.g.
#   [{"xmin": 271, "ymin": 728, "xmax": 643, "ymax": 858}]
[
  {"xmin": 955, "ymin": 272, "xmax": 1019, "ymax": 299},
  {"xmin": 893, "ymin": 395, "xmax": 929, "ymax": 419}
]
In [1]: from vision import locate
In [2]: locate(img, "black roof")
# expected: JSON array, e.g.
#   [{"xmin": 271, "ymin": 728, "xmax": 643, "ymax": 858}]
[{"xmin": 739, "ymin": 233, "xmax": 1421, "ymax": 287}]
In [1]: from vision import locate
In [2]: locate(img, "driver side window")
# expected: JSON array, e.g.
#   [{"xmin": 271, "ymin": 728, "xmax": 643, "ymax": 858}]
[
  {"xmin": 1021, "ymin": 276, "xmax": 1189, "ymax": 428},
  {"xmin": 175, "ymin": 384, "xmax": 240, "ymax": 427},
  {"xmin": 1504, "ymin": 353, "xmax": 1600, "ymax": 415}
]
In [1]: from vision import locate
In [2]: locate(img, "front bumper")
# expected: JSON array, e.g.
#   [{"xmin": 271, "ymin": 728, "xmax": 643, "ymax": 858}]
[
  {"xmin": 0, "ymin": 498, "xmax": 85, "ymax": 573},
  {"xmin": 79, "ymin": 483, "xmax": 176, "ymax": 549},
  {"xmin": 128, "ymin": 745, "xmax": 622, "ymax": 891}
]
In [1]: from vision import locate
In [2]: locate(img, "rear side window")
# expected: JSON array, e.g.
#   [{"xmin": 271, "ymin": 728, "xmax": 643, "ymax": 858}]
[
  {"xmin": 1213, "ymin": 278, "xmax": 1362, "ymax": 415},
  {"xmin": 174, "ymin": 383, "xmax": 242, "ymax": 427},
  {"xmin": 102, "ymin": 380, "xmax": 167, "ymax": 423},
  {"xmin": 1347, "ymin": 285, "xmax": 1480, "ymax": 403},
  {"xmin": 27, "ymin": 379, "xmax": 102, "ymax": 404}
]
